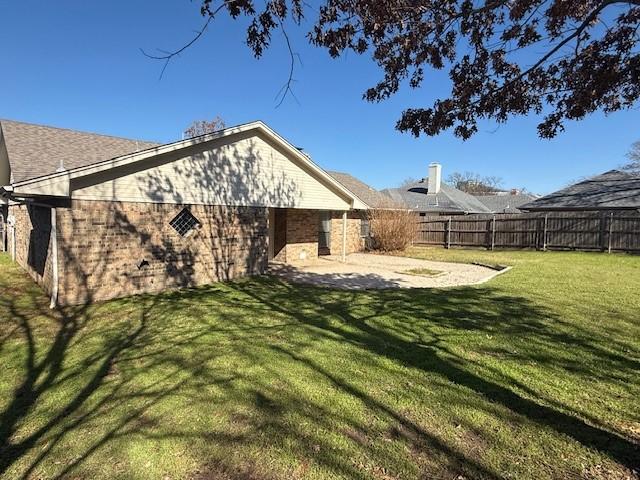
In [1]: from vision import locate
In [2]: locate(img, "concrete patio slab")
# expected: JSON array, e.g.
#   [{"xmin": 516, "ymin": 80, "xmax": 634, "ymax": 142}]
[{"xmin": 269, "ymin": 253, "xmax": 508, "ymax": 290}]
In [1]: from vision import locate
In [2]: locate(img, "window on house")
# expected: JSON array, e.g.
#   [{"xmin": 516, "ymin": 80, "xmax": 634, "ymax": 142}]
[
  {"xmin": 360, "ymin": 218, "xmax": 371, "ymax": 238},
  {"xmin": 169, "ymin": 208, "xmax": 201, "ymax": 237}
]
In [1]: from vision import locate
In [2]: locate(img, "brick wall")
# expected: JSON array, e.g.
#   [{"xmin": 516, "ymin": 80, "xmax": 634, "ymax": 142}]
[
  {"xmin": 330, "ymin": 210, "xmax": 366, "ymax": 255},
  {"xmin": 274, "ymin": 208, "xmax": 319, "ymax": 264},
  {"xmin": 56, "ymin": 200, "xmax": 268, "ymax": 304},
  {"xmin": 8, "ymin": 203, "xmax": 56, "ymax": 295},
  {"xmin": 6, "ymin": 202, "xmax": 362, "ymax": 305}
]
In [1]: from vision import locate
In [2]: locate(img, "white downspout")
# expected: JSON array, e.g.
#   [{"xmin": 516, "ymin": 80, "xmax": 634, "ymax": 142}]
[
  {"xmin": 49, "ymin": 207, "xmax": 59, "ymax": 309},
  {"xmin": 342, "ymin": 211, "xmax": 347, "ymax": 262}
]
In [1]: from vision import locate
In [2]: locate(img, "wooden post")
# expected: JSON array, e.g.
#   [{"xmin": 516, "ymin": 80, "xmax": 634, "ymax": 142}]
[
  {"xmin": 608, "ymin": 212, "xmax": 614, "ymax": 254},
  {"xmin": 490, "ymin": 215, "xmax": 496, "ymax": 251},
  {"xmin": 445, "ymin": 216, "xmax": 452, "ymax": 249},
  {"xmin": 599, "ymin": 211, "xmax": 607, "ymax": 252},
  {"xmin": 542, "ymin": 214, "xmax": 548, "ymax": 251}
]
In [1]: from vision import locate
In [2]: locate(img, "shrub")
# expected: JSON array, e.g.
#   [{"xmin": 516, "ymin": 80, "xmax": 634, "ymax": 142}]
[{"xmin": 368, "ymin": 207, "xmax": 417, "ymax": 252}]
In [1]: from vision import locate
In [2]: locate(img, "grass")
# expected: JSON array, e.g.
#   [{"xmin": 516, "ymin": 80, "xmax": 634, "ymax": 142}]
[
  {"xmin": 0, "ymin": 248, "xmax": 639, "ymax": 480},
  {"xmin": 399, "ymin": 267, "xmax": 443, "ymax": 277}
]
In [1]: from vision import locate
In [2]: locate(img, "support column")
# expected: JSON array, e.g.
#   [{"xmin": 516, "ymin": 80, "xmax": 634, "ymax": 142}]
[{"xmin": 342, "ymin": 211, "xmax": 347, "ymax": 262}]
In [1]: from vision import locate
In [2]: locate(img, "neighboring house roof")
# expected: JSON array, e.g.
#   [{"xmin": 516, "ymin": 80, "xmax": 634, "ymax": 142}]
[
  {"xmin": 521, "ymin": 170, "xmax": 640, "ymax": 211},
  {"xmin": 382, "ymin": 180, "xmax": 492, "ymax": 214},
  {"xmin": 0, "ymin": 119, "xmax": 161, "ymax": 183},
  {"xmin": 326, "ymin": 170, "xmax": 392, "ymax": 209},
  {"xmin": 474, "ymin": 193, "xmax": 537, "ymax": 214}
]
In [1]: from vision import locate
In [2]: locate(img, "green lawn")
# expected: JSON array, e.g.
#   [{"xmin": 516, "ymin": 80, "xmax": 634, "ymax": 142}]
[{"xmin": 0, "ymin": 248, "xmax": 638, "ymax": 480}]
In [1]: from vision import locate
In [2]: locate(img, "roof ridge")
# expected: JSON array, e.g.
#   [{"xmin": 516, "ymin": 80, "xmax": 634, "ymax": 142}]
[
  {"xmin": 326, "ymin": 169, "xmax": 360, "ymax": 180},
  {"xmin": 0, "ymin": 118, "xmax": 161, "ymax": 145}
]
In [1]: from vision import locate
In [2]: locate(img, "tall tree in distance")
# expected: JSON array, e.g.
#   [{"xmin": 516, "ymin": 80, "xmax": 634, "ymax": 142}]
[
  {"xmin": 397, "ymin": 177, "xmax": 421, "ymax": 188},
  {"xmin": 624, "ymin": 140, "xmax": 640, "ymax": 172},
  {"xmin": 447, "ymin": 171, "xmax": 504, "ymax": 194},
  {"xmin": 184, "ymin": 116, "xmax": 226, "ymax": 138},
  {"xmin": 147, "ymin": 1, "xmax": 640, "ymax": 140}
]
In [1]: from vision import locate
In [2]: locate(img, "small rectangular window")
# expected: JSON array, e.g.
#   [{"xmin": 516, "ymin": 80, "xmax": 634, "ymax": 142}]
[
  {"xmin": 169, "ymin": 208, "xmax": 201, "ymax": 237},
  {"xmin": 360, "ymin": 218, "xmax": 370, "ymax": 238}
]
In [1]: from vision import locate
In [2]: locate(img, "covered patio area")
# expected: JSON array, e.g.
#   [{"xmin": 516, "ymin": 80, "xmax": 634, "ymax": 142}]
[{"xmin": 268, "ymin": 207, "xmax": 364, "ymax": 265}]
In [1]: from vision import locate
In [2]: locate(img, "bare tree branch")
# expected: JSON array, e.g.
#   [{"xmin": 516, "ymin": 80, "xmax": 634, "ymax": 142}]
[
  {"xmin": 142, "ymin": 1, "xmax": 302, "ymax": 106},
  {"xmin": 140, "ymin": 0, "xmax": 236, "ymax": 79},
  {"xmin": 274, "ymin": 21, "xmax": 301, "ymax": 108},
  {"xmin": 141, "ymin": 15, "xmax": 213, "ymax": 80}
]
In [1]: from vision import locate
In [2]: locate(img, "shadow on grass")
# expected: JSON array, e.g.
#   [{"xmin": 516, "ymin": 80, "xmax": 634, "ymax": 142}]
[
  {"xmin": 0, "ymin": 278, "xmax": 156, "ymax": 478},
  {"xmin": 229, "ymin": 278, "xmax": 640, "ymax": 472},
  {"xmin": 0, "ymin": 269, "xmax": 637, "ymax": 479}
]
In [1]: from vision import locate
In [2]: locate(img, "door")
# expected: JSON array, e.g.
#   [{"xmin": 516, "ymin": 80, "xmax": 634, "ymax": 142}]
[{"xmin": 318, "ymin": 211, "xmax": 331, "ymax": 255}]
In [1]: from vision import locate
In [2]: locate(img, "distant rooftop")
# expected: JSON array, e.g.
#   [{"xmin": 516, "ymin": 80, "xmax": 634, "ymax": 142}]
[
  {"xmin": 382, "ymin": 179, "xmax": 492, "ymax": 214},
  {"xmin": 521, "ymin": 169, "xmax": 640, "ymax": 211},
  {"xmin": 474, "ymin": 193, "xmax": 537, "ymax": 214}
]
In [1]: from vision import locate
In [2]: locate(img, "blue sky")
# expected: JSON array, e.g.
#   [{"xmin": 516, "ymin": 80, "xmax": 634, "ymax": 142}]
[{"xmin": 1, "ymin": 1, "xmax": 638, "ymax": 194}]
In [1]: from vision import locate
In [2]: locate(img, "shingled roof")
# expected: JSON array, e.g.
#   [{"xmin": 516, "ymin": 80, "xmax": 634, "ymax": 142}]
[
  {"xmin": 326, "ymin": 170, "xmax": 392, "ymax": 208},
  {"xmin": 0, "ymin": 119, "xmax": 160, "ymax": 183},
  {"xmin": 474, "ymin": 193, "xmax": 537, "ymax": 213},
  {"xmin": 382, "ymin": 180, "xmax": 492, "ymax": 214},
  {"xmin": 521, "ymin": 170, "xmax": 640, "ymax": 211},
  {"xmin": 0, "ymin": 120, "xmax": 376, "ymax": 209}
]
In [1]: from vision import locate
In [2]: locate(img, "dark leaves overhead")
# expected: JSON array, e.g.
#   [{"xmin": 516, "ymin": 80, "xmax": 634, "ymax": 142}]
[{"xmin": 199, "ymin": 0, "xmax": 640, "ymax": 139}]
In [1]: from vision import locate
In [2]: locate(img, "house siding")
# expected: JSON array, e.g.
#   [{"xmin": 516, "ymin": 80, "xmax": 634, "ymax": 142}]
[
  {"xmin": 55, "ymin": 200, "xmax": 268, "ymax": 305},
  {"xmin": 69, "ymin": 132, "xmax": 352, "ymax": 211}
]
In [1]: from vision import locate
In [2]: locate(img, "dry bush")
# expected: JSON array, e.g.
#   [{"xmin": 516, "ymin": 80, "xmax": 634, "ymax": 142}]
[{"xmin": 368, "ymin": 207, "xmax": 417, "ymax": 252}]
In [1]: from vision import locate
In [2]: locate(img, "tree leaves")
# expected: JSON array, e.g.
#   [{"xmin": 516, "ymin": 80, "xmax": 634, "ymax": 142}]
[{"xmin": 198, "ymin": 0, "xmax": 640, "ymax": 139}]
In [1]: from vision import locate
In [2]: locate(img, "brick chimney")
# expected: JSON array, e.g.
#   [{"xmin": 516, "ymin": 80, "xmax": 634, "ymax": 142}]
[{"xmin": 428, "ymin": 163, "xmax": 442, "ymax": 194}]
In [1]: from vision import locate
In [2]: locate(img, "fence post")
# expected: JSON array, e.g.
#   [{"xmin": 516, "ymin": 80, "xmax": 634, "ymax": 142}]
[
  {"xmin": 445, "ymin": 216, "xmax": 452, "ymax": 249},
  {"xmin": 542, "ymin": 214, "xmax": 548, "ymax": 251},
  {"xmin": 608, "ymin": 212, "xmax": 614, "ymax": 254},
  {"xmin": 599, "ymin": 212, "xmax": 607, "ymax": 252},
  {"xmin": 490, "ymin": 215, "xmax": 496, "ymax": 251}
]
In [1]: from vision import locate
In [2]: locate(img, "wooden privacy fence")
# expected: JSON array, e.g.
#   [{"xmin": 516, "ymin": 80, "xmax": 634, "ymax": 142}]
[{"xmin": 415, "ymin": 211, "xmax": 640, "ymax": 253}]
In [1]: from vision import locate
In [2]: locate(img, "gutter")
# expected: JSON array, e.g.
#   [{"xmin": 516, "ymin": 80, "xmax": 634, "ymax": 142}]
[
  {"xmin": 49, "ymin": 208, "xmax": 59, "ymax": 308},
  {"xmin": 0, "ymin": 185, "xmax": 13, "ymax": 198},
  {"xmin": 1, "ymin": 186, "xmax": 52, "ymax": 206}
]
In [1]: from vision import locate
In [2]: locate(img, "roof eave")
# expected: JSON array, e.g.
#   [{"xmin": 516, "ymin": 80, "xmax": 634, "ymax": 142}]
[{"xmin": 522, "ymin": 205, "xmax": 640, "ymax": 212}]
